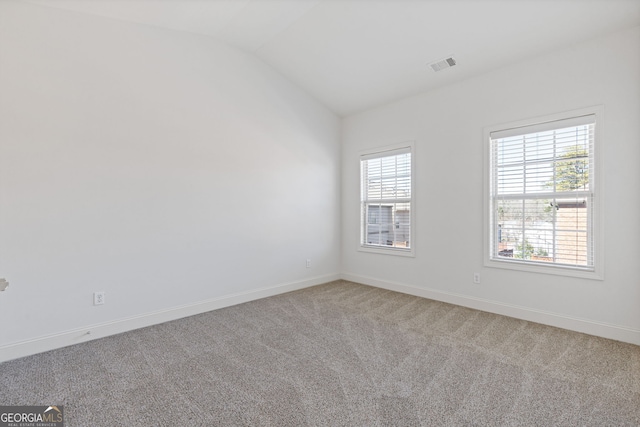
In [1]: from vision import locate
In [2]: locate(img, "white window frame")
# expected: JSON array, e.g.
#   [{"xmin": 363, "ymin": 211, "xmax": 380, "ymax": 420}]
[
  {"xmin": 359, "ymin": 142, "xmax": 415, "ymax": 257},
  {"xmin": 483, "ymin": 106, "xmax": 603, "ymax": 280}
]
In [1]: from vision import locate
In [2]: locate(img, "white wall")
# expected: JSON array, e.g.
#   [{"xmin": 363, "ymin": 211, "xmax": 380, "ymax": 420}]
[
  {"xmin": 342, "ymin": 26, "xmax": 640, "ymax": 344},
  {"xmin": 0, "ymin": 1, "xmax": 341, "ymax": 360}
]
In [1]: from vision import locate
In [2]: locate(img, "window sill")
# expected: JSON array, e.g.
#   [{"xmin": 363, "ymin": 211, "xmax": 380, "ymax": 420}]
[
  {"xmin": 485, "ymin": 257, "xmax": 603, "ymax": 280},
  {"xmin": 359, "ymin": 245, "xmax": 415, "ymax": 257}
]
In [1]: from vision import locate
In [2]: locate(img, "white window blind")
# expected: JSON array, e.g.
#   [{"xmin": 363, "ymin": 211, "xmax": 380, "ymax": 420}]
[
  {"xmin": 360, "ymin": 147, "xmax": 412, "ymax": 252},
  {"xmin": 489, "ymin": 114, "xmax": 595, "ymax": 270}
]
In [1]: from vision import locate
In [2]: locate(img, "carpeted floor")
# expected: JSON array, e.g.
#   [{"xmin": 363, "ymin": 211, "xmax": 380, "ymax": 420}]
[{"xmin": 1, "ymin": 280, "xmax": 639, "ymax": 426}]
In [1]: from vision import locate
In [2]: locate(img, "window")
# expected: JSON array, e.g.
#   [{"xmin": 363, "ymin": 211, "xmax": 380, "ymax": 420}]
[
  {"xmin": 360, "ymin": 144, "xmax": 413, "ymax": 255},
  {"xmin": 486, "ymin": 108, "xmax": 602, "ymax": 278}
]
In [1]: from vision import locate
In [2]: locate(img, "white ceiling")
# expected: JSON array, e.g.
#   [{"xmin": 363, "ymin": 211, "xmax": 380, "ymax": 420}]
[{"xmin": 24, "ymin": 0, "xmax": 640, "ymax": 116}]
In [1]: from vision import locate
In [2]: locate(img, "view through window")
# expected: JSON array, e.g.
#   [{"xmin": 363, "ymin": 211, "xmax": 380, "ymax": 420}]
[
  {"xmin": 360, "ymin": 147, "xmax": 412, "ymax": 253},
  {"xmin": 489, "ymin": 114, "xmax": 596, "ymax": 270}
]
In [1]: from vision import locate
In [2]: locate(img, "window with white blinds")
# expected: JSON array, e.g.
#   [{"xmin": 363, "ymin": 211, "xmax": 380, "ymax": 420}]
[
  {"xmin": 360, "ymin": 145, "xmax": 413, "ymax": 255},
  {"xmin": 488, "ymin": 113, "xmax": 598, "ymax": 273}
]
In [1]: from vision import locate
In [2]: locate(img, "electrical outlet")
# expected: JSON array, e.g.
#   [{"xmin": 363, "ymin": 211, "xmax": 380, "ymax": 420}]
[
  {"xmin": 473, "ymin": 273, "xmax": 481, "ymax": 284},
  {"xmin": 93, "ymin": 291, "xmax": 105, "ymax": 305},
  {"xmin": 306, "ymin": 259, "xmax": 311, "ymax": 268}
]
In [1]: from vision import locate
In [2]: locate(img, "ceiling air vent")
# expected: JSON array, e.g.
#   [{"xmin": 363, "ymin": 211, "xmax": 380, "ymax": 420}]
[{"xmin": 429, "ymin": 56, "xmax": 457, "ymax": 72}]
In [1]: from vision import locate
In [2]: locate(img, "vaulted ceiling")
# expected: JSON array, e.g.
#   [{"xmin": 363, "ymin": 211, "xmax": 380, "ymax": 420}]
[{"xmin": 24, "ymin": 0, "xmax": 640, "ymax": 116}]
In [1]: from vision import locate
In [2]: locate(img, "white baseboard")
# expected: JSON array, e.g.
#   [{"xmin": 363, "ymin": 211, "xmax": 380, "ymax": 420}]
[
  {"xmin": 3, "ymin": 272, "xmax": 637, "ymax": 363},
  {"xmin": 0, "ymin": 273, "xmax": 340, "ymax": 363},
  {"xmin": 341, "ymin": 273, "xmax": 640, "ymax": 346}
]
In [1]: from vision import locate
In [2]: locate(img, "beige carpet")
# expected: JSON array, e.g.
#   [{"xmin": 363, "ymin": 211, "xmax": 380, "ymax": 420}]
[{"xmin": 1, "ymin": 280, "xmax": 639, "ymax": 426}]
